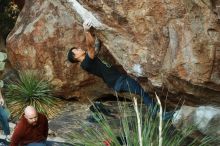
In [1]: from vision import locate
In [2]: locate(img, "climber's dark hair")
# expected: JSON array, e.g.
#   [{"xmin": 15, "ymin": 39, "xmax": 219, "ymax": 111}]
[{"xmin": 67, "ymin": 47, "xmax": 79, "ymax": 63}]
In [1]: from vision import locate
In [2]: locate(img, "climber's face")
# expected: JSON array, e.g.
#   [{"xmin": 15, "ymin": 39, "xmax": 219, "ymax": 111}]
[{"xmin": 72, "ymin": 48, "xmax": 86, "ymax": 61}]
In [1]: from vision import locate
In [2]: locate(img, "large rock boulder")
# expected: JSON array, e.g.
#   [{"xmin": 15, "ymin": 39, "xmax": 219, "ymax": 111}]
[
  {"xmin": 6, "ymin": 0, "xmax": 220, "ymax": 104},
  {"xmin": 173, "ymin": 105, "xmax": 220, "ymax": 138}
]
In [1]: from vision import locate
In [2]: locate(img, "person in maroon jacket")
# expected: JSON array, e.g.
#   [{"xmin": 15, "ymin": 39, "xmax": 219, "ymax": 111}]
[{"xmin": 10, "ymin": 106, "xmax": 49, "ymax": 146}]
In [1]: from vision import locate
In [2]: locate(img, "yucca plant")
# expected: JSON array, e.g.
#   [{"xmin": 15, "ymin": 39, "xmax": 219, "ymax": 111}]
[
  {"xmin": 67, "ymin": 96, "xmax": 218, "ymax": 146},
  {"xmin": 5, "ymin": 70, "xmax": 61, "ymax": 120}
]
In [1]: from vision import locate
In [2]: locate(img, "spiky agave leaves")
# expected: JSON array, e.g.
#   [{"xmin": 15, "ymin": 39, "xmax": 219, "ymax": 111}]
[{"xmin": 5, "ymin": 70, "xmax": 61, "ymax": 120}]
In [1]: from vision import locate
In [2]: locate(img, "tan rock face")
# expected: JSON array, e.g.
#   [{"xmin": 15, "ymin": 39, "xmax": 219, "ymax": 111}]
[
  {"xmin": 173, "ymin": 106, "xmax": 220, "ymax": 138},
  {"xmin": 6, "ymin": 0, "xmax": 220, "ymax": 104}
]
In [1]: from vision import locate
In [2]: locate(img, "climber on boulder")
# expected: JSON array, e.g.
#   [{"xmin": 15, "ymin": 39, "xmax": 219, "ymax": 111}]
[{"xmin": 67, "ymin": 20, "xmax": 173, "ymax": 120}]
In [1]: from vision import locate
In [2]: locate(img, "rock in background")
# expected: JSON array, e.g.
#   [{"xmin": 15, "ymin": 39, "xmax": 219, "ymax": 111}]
[
  {"xmin": 6, "ymin": 0, "xmax": 220, "ymax": 105},
  {"xmin": 173, "ymin": 105, "xmax": 220, "ymax": 138}
]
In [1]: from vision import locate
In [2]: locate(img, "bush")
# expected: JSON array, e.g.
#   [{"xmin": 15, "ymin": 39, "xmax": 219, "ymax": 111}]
[
  {"xmin": 0, "ymin": 0, "xmax": 20, "ymax": 40},
  {"xmin": 67, "ymin": 98, "xmax": 218, "ymax": 146},
  {"xmin": 5, "ymin": 70, "xmax": 60, "ymax": 120}
]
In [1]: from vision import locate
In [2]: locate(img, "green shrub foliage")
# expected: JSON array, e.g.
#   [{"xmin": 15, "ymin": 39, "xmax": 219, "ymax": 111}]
[
  {"xmin": 5, "ymin": 70, "xmax": 59, "ymax": 119},
  {"xmin": 0, "ymin": 0, "xmax": 20, "ymax": 40},
  {"xmin": 68, "ymin": 101, "xmax": 218, "ymax": 146}
]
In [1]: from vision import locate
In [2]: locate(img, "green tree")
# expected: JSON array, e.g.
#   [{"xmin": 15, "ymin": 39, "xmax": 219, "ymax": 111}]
[{"xmin": 0, "ymin": 0, "xmax": 20, "ymax": 40}]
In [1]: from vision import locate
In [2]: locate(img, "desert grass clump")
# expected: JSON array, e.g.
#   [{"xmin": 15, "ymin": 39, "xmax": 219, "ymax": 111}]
[
  {"xmin": 5, "ymin": 70, "xmax": 60, "ymax": 119},
  {"xmin": 68, "ymin": 95, "xmax": 217, "ymax": 146}
]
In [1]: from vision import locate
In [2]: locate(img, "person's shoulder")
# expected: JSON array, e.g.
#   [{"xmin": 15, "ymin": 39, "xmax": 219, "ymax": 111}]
[
  {"xmin": 15, "ymin": 115, "xmax": 26, "ymax": 129},
  {"xmin": 38, "ymin": 112, "xmax": 46, "ymax": 117},
  {"xmin": 38, "ymin": 112, "xmax": 48, "ymax": 120},
  {"xmin": 85, "ymin": 53, "xmax": 92, "ymax": 60},
  {"xmin": 85, "ymin": 53, "xmax": 99, "ymax": 60},
  {"xmin": 18, "ymin": 115, "xmax": 26, "ymax": 123},
  {"xmin": 81, "ymin": 53, "xmax": 96, "ymax": 67}
]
